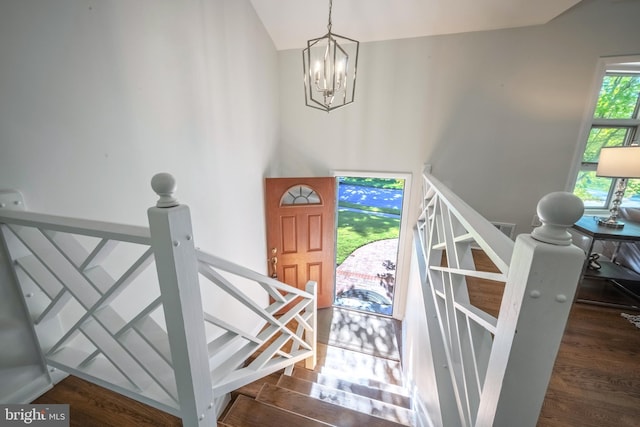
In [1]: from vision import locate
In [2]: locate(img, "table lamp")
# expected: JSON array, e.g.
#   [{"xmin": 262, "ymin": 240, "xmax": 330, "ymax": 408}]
[{"xmin": 596, "ymin": 145, "xmax": 640, "ymax": 228}]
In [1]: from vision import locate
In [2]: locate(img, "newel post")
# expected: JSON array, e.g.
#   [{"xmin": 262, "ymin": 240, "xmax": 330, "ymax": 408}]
[
  {"xmin": 147, "ymin": 173, "xmax": 214, "ymax": 427},
  {"xmin": 476, "ymin": 192, "xmax": 585, "ymax": 427}
]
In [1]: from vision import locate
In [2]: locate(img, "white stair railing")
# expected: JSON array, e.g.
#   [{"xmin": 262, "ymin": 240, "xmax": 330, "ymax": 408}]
[
  {"xmin": 415, "ymin": 170, "xmax": 585, "ymax": 427},
  {"xmin": 197, "ymin": 250, "xmax": 317, "ymax": 396},
  {"xmin": 0, "ymin": 173, "xmax": 316, "ymax": 427}
]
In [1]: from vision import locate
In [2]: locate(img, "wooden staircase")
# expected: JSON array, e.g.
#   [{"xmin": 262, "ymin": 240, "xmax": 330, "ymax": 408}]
[{"xmin": 218, "ymin": 344, "xmax": 414, "ymax": 427}]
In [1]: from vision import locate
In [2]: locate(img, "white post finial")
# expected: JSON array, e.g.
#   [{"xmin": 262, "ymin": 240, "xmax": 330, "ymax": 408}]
[
  {"xmin": 531, "ymin": 191, "xmax": 584, "ymax": 245},
  {"xmin": 151, "ymin": 173, "xmax": 179, "ymax": 208}
]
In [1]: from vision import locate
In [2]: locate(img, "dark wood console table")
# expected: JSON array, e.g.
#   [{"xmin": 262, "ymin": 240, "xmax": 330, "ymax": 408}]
[{"xmin": 572, "ymin": 216, "xmax": 640, "ymax": 310}]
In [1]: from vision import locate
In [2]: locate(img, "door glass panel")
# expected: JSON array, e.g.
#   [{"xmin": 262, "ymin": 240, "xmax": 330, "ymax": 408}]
[{"xmin": 280, "ymin": 185, "xmax": 321, "ymax": 205}]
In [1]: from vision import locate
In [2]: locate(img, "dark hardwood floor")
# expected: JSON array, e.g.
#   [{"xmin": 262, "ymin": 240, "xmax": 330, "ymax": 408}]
[
  {"xmin": 32, "ymin": 375, "xmax": 181, "ymax": 426},
  {"xmin": 466, "ymin": 249, "xmax": 640, "ymax": 427},
  {"xmin": 539, "ymin": 303, "xmax": 640, "ymax": 426},
  {"xmin": 32, "ymin": 249, "xmax": 640, "ymax": 426}
]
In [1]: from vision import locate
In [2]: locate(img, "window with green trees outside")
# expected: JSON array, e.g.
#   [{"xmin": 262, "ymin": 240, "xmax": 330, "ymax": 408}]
[{"xmin": 573, "ymin": 66, "xmax": 640, "ymax": 209}]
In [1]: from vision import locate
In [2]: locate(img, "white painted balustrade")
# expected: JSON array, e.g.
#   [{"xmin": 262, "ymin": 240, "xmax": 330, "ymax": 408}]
[
  {"xmin": 0, "ymin": 173, "xmax": 317, "ymax": 427},
  {"xmin": 1, "ymin": 168, "xmax": 583, "ymax": 427},
  {"xmin": 413, "ymin": 170, "xmax": 585, "ymax": 427}
]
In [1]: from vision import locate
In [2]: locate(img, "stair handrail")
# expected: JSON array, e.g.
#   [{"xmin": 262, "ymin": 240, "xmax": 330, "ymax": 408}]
[
  {"xmin": 196, "ymin": 250, "xmax": 314, "ymax": 298},
  {"xmin": 0, "ymin": 173, "xmax": 317, "ymax": 427},
  {"xmin": 414, "ymin": 168, "xmax": 585, "ymax": 427},
  {"xmin": 419, "ymin": 171, "xmax": 514, "ymax": 274},
  {"xmin": 0, "ymin": 209, "xmax": 151, "ymax": 244}
]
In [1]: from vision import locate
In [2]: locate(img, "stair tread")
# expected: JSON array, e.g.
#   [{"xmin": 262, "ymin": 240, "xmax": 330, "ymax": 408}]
[
  {"xmin": 257, "ymin": 383, "xmax": 408, "ymax": 427},
  {"xmin": 232, "ymin": 371, "xmax": 282, "ymax": 399},
  {"xmin": 293, "ymin": 367, "xmax": 411, "ymax": 403},
  {"xmin": 221, "ymin": 394, "xmax": 332, "ymax": 427},
  {"xmin": 277, "ymin": 374, "xmax": 413, "ymax": 426},
  {"xmin": 315, "ymin": 343, "xmax": 404, "ymax": 386}
]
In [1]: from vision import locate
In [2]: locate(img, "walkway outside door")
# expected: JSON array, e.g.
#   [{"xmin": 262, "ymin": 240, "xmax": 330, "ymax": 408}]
[
  {"xmin": 333, "ymin": 172, "xmax": 411, "ymax": 318},
  {"xmin": 264, "ymin": 177, "xmax": 336, "ymax": 308}
]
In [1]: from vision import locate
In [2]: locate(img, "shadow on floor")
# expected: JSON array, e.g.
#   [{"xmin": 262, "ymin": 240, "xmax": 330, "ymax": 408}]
[{"xmin": 317, "ymin": 306, "xmax": 402, "ymax": 361}]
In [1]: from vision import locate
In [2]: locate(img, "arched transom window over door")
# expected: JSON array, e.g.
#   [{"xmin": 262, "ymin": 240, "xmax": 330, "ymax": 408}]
[{"xmin": 280, "ymin": 185, "xmax": 322, "ymax": 206}]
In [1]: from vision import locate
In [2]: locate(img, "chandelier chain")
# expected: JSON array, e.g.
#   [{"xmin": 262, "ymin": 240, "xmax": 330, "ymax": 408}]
[{"xmin": 327, "ymin": 0, "xmax": 333, "ymax": 33}]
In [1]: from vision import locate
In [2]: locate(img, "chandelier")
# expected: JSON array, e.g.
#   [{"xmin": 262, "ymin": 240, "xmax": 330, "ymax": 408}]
[{"xmin": 302, "ymin": 0, "xmax": 359, "ymax": 112}]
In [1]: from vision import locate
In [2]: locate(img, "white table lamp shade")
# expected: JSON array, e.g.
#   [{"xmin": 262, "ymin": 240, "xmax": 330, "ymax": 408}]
[{"xmin": 596, "ymin": 146, "xmax": 640, "ymax": 178}]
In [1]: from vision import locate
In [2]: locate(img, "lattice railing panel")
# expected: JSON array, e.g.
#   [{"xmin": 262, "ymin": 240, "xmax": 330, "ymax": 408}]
[
  {"xmin": 0, "ymin": 175, "xmax": 320, "ymax": 426},
  {"xmin": 196, "ymin": 250, "xmax": 316, "ymax": 396},
  {"xmin": 417, "ymin": 172, "xmax": 586, "ymax": 427},
  {"xmin": 418, "ymin": 172, "xmax": 514, "ymax": 426},
  {"xmin": 0, "ymin": 220, "xmax": 180, "ymax": 413}
]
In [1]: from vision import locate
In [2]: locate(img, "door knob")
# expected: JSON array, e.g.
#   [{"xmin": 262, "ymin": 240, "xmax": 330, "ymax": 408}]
[{"xmin": 269, "ymin": 247, "xmax": 278, "ymax": 279}]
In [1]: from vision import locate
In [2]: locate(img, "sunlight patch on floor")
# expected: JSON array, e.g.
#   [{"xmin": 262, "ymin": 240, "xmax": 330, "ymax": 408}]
[{"xmin": 318, "ymin": 343, "xmax": 403, "ymax": 386}]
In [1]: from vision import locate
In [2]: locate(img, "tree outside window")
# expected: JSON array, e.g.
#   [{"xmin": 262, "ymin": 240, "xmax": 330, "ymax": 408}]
[{"xmin": 573, "ymin": 70, "xmax": 640, "ymax": 209}]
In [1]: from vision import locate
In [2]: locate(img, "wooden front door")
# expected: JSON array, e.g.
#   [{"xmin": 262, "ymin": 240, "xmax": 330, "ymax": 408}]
[{"xmin": 265, "ymin": 177, "xmax": 336, "ymax": 308}]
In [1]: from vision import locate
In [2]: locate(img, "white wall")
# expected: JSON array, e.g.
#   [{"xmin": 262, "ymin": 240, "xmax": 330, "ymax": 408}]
[
  {"xmin": 277, "ymin": 0, "xmax": 640, "ymax": 238},
  {"xmin": 0, "ymin": 0, "xmax": 278, "ymax": 269},
  {"xmin": 277, "ymin": 1, "xmax": 640, "ymax": 418},
  {"xmin": 0, "ymin": 0, "xmax": 278, "ymax": 341},
  {"xmin": 277, "ymin": 0, "xmax": 640, "ymax": 321}
]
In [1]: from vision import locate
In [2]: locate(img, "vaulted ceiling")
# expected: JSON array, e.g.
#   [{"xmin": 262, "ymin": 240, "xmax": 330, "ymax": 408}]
[{"xmin": 250, "ymin": 0, "xmax": 583, "ymax": 50}]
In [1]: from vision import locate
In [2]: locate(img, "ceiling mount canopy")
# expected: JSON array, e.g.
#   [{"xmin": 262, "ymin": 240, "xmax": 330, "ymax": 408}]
[{"xmin": 302, "ymin": 0, "xmax": 359, "ymax": 112}]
